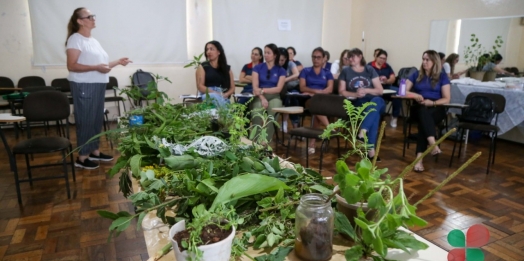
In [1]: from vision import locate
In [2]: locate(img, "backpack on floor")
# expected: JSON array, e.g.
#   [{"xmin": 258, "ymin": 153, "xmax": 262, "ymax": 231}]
[{"xmin": 131, "ymin": 69, "xmax": 155, "ymax": 97}]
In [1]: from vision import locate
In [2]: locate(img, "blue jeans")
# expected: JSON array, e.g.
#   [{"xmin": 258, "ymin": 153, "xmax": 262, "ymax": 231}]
[
  {"xmin": 200, "ymin": 87, "xmax": 230, "ymax": 108},
  {"xmin": 353, "ymin": 95, "xmax": 385, "ymax": 148},
  {"xmin": 386, "ymin": 86, "xmax": 402, "ymax": 117}
]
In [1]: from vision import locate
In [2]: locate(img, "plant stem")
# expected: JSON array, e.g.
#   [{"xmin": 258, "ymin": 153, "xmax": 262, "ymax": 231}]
[
  {"xmin": 414, "ymin": 151, "xmax": 481, "ymax": 207},
  {"xmin": 325, "ymin": 188, "xmax": 340, "ymax": 203},
  {"xmin": 372, "ymin": 121, "xmax": 387, "ymax": 169},
  {"xmin": 398, "ymin": 128, "xmax": 456, "ymax": 180},
  {"xmin": 259, "ymin": 201, "xmax": 299, "ymax": 212}
]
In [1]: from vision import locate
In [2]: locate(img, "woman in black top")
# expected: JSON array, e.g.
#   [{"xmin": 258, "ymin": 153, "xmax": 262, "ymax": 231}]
[{"xmin": 196, "ymin": 40, "xmax": 235, "ymax": 107}]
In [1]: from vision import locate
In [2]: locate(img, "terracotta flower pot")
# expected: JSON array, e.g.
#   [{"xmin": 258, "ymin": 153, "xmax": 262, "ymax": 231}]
[
  {"xmin": 169, "ymin": 220, "xmax": 236, "ymax": 261},
  {"xmin": 482, "ymin": 71, "xmax": 497, "ymax": 82}
]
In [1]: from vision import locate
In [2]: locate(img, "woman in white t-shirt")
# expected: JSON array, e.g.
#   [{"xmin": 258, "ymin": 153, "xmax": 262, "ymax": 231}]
[
  {"xmin": 443, "ymin": 53, "xmax": 466, "ymax": 80},
  {"xmin": 65, "ymin": 7, "xmax": 131, "ymax": 170}
]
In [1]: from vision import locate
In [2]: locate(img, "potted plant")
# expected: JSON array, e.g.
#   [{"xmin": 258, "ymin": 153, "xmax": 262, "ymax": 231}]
[
  {"xmin": 321, "ymin": 99, "xmax": 481, "ymax": 260},
  {"xmin": 169, "ymin": 204, "xmax": 240, "ymax": 261},
  {"xmin": 483, "ymin": 35, "xmax": 503, "ymax": 82},
  {"xmin": 463, "ymin": 34, "xmax": 504, "ymax": 81}
]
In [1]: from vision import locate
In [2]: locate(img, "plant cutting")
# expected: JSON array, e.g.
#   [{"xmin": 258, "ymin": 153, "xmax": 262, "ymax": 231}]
[{"xmin": 321, "ymin": 99, "xmax": 481, "ymax": 261}]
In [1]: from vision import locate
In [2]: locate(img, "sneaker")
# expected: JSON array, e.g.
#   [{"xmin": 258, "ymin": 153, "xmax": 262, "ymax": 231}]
[
  {"xmin": 75, "ymin": 158, "xmax": 99, "ymax": 169},
  {"xmin": 89, "ymin": 152, "xmax": 114, "ymax": 162},
  {"xmin": 390, "ymin": 117, "xmax": 398, "ymax": 128}
]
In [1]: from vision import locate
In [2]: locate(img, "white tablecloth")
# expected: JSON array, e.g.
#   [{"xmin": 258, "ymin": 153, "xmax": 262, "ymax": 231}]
[{"xmin": 450, "ymin": 83, "xmax": 524, "ymax": 135}]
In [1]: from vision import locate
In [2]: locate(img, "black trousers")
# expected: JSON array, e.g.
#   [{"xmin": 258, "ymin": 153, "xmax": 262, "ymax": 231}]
[{"xmin": 410, "ymin": 105, "xmax": 446, "ymax": 153}]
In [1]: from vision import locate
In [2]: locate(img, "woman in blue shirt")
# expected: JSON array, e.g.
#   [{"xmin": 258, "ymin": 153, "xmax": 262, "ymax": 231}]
[
  {"xmin": 406, "ymin": 50, "xmax": 451, "ymax": 172},
  {"xmin": 299, "ymin": 47, "xmax": 334, "ymax": 154},
  {"xmin": 252, "ymin": 43, "xmax": 287, "ymax": 143},
  {"xmin": 238, "ymin": 47, "xmax": 263, "ymax": 104}
]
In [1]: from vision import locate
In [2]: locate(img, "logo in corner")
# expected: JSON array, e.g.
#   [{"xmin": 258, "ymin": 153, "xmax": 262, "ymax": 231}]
[{"xmin": 447, "ymin": 224, "xmax": 490, "ymax": 261}]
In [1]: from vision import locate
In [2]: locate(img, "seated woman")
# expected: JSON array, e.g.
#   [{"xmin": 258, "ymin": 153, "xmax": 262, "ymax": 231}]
[
  {"xmin": 323, "ymin": 50, "xmax": 332, "ymax": 71},
  {"xmin": 238, "ymin": 47, "xmax": 263, "ymax": 104},
  {"xmin": 330, "ymin": 49, "xmax": 350, "ymax": 79},
  {"xmin": 299, "ymin": 47, "xmax": 334, "ymax": 154},
  {"xmin": 338, "ymin": 48, "xmax": 384, "ymax": 160},
  {"xmin": 482, "ymin": 54, "xmax": 514, "ymax": 75},
  {"xmin": 196, "ymin": 41, "xmax": 235, "ymax": 107},
  {"xmin": 251, "ymin": 43, "xmax": 287, "ymax": 143},
  {"xmin": 443, "ymin": 53, "xmax": 466, "ymax": 80},
  {"xmin": 406, "ymin": 50, "xmax": 451, "ymax": 172},
  {"xmin": 287, "ymin": 46, "xmax": 303, "ymax": 72},
  {"xmin": 369, "ymin": 49, "xmax": 402, "ymax": 128},
  {"xmin": 278, "ymin": 47, "xmax": 300, "ymax": 132}
]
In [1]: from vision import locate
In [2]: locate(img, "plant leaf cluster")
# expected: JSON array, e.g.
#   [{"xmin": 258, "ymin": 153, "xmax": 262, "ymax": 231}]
[{"xmin": 463, "ymin": 34, "xmax": 504, "ymax": 71}]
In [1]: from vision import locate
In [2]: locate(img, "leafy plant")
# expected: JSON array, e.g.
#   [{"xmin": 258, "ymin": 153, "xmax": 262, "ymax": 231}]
[
  {"xmin": 116, "ymin": 74, "xmax": 171, "ymax": 109},
  {"xmin": 184, "ymin": 53, "xmax": 205, "ymax": 69},
  {"xmin": 463, "ymin": 34, "xmax": 504, "ymax": 71}
]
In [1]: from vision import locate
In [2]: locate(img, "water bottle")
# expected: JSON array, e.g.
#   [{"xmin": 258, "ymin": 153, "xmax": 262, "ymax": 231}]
[{"xmin": 399, "ymin": 79, "xmax": 406, "ymax": 96}]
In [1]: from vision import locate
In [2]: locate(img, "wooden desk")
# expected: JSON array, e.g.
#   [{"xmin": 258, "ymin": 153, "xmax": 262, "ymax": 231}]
[
  {"xmin": 0, "ymin": 87, "xmax": 22, "ymax": 91},
  {"xmin": 234, "ymin": 81, "xmax": 248, "ymax": 88},
  {"xmin": 382, "ymin": 89, "xmax": 396, "ymax": 95},
  {"xmin": 0, "ymin": 113, "xmax": 25, "ymax": 123}
]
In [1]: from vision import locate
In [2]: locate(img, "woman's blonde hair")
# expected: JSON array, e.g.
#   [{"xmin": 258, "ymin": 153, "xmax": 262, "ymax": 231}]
[
  {"xmin": 444, "ymin": 53, "xmax": 459, "ymax": 75},
  {"xmin": 416, "ymin": 50, "xmax": 441, "ymax": 88},
  {"xmin": 65, "ymin": 7, "xmax": 85, "ymax": 46}
]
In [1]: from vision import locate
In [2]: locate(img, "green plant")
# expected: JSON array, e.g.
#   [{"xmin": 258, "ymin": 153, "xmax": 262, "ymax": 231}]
[
  {"xmin": 184, "ymin": 53, "xmax": 205, "ymax": 69},
  {"xmin": 116, "ymin": 74, "xmax": 171, "ymax": 109},
  {"xmin": 463, "ymin": 34, "xmax": 504, "ymax": 71}
]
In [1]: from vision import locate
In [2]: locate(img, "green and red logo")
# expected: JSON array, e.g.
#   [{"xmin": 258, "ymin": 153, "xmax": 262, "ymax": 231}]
[{"xmin": 447, "ymin": 224, "xmax": 490, "ymax": 261}]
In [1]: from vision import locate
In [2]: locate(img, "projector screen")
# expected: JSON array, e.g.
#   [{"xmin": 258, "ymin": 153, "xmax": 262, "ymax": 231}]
[
  {"xmin": 212, "ymin": 0, "xmax": 324, "ymax": 77},
  {"xmin": 28, "ymin": 0, "xmax": 187, "ymax": 66}
]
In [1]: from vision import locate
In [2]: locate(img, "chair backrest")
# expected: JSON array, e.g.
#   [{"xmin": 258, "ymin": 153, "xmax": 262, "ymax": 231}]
[
  {"xmin": 51, "ymin": 78, "xmax": 70, "ymax": 93},
  {"xmin": 17, "ymin": 76, "xmax": 46, "ymax": 88},
  {"xmin": 395, "ymin": 67, "xmax": 417, "ymax": 86},
  {"xmin": 462, "ymin": 92, "xmax": 505, "ymax": 124},
  {"xmin": 332, "ymin": 79, "xmax": 340, "ymax": 95},
  {"xmin": 106, "ymin": 76, "xmax": 118, "ymax": 91},
  {"xmin": 23, "ymin": 91, "xmax": 70, "ymax": 122},
  {"xmin": 131, "ymin": 69, "xmax": 155, "ymax": 96},
  {"xmin": 307, "ymin": 94, "xmax": 347, "ymax": 118},
  {"xmin": 22, "ymin": 86, "xmax": 57, "ymax": 93},
  {"xmin": 0, "ymin": 76, "xmax": 15, "ymax": 95}
]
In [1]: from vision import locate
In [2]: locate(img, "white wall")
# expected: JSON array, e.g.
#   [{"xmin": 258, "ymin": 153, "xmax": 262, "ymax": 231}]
[
  {"xmin": 0, "ymin": 0, "xmax": 351, "ymax": 118},
  {"xmin": 349, "ymin": 0, "xmax": 524, "ymax": 73}
]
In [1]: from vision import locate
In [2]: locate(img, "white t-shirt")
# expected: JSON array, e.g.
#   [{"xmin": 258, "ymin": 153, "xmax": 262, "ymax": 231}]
[
  {"xmin": 66, "ymin": 33, "xmax": 109, "ymax": 83},
  {"xmin": 331, "ymin": 60, "xmax": 340, "ymax": 75},
  {"xmin": 443, "ymin": 62, "xmax": 451, "ymax": 74}
]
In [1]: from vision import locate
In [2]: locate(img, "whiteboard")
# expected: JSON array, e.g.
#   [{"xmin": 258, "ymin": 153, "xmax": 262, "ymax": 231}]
[
  {"xmin": 28, "ymin": 0, "xmax": 187, "ymax": 66},
  {"xmin": 212, "ymin": 0, "xmax": 324, "ymax": 77},
  {"xmin": 457, "ymin": 18, "xmax": 510, "ymax": 60}
]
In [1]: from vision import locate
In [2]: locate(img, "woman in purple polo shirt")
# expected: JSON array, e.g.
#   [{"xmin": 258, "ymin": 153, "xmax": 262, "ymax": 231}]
[
  {"xmin": 238, "ymin": 47, "xmax": 263, "ymax": 104},
  {"xmin": 406, "ymin": 50, "xmax": 451, "ymax": 172},
  {"xmin": 299, "ymin": 47, "xmax": 334, "ymax": 154},
  {"xmin": 251, "ymin": 43, "xmax": 287, "ymax": 143}
]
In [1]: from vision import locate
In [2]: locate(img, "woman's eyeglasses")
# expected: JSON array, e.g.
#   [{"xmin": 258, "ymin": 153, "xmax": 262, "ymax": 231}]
[
  {"xmin": 80, "ymin": 15, "xmax": 96, "ymax": 20},
  {"xmin": 311, "ymin": 55, "xmax": 323, "ymax": 60}
]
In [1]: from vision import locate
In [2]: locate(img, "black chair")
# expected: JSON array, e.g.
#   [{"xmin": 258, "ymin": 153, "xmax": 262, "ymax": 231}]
[
  {"xmin": 52, "ymin": 78, "xmax": 73, "ymax": 103},
  {"xmin": 449, "ymin": 92, "xmax": 505, "ymax": 175},
  {"xmin": 286, "ymin": 94, "xmax": 346, "ymax": 172},
  {"xmin": 105, "ymin": 76, "xmax": 126, "ymax": 116},
  {"xmin": 0, "ymin": 76, "xmax": 16, "ymax": 95},
  {"xmin": 11, "ymin": 90, "xmax": 75, "ymax": 204},
  {"xmin": 17, "ymin": 76, "xmax": 46, "ymax": 88}
]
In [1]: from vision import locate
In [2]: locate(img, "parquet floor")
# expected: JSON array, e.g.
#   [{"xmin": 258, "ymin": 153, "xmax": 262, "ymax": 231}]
[{"xmin": 0, "ymin": 118, "xmax": 523, "ymax": 261}]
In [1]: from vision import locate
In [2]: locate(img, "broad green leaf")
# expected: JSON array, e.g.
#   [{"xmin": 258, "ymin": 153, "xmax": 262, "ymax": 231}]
[
  {"xmin": 224, "ymin": 151, "xmax": 237, "ymax": 161},
  {"xmin": 310, "ymin": 184, "xmax": 333, "ymax": 195},
  {"xmin": 211, "ymin": 174, "xmax": 289, "ymax": 210},
  {"xmin": 345, "ymin": 173, "xmax": 360, "ymax": 186},
  {"xmin": 334, "ymin": 212, "xmax": 356, "ymax": 240},
  {"xmin": 117, "ymin": 211, "xmax": 132, "ymax": 217},
  {"xmin": 407, "ymin": 214, "xmax": 428, "ymax": 227},
  {"xmin": 257, "ymin": 197, "xmax": 273, "ymax": 208},
  {"xmin": 354, "ymin": 217, "xmax": 369, "ymax": 230},
  {"xmin": 373, "ymin": 236, "xmax": 385, "ymax": 257},
  {"xmin": 262, "ymin": 162, "xmax": 275, "ymax": 173},
  {"xmin": 357, "ymin": 166, "xmax": 370, "ymax": 181},
  {"xmin": 136, "ymin": 212, "xmax": 146, "ymax": 231},
  {"xmin": 199, "ymin": 178, "xmax": 219, "ymax": 193},
  {"xmin": 336, "ymin": 160, "xmax": 350, "ymax": 174},
  {"xmin": 253, "ymin": 234, "xmax": 266, "ymax": 249},
  {"xmin": 383, "ymin": 238, "xmax": 409, "ymax": 253},
  {"xmin": 130, "ymin": 154, "xmax": 144, "ymax": 178},
  {"xmin": 108, "ymin": 157, "xmax": 128, "ymax": 178},
  {"xmin": 97, "ymin": 210, "xmax": 119, "ymax": 220},
  {"xmin": 147, "ymin": 179, "xmax": 164, "ymax": 192},
  {"xmin": 145, "ymin": 170, "xmax": 155, "ymax": 180},
  {"xmin": 271, "ymin": 157, "xmax": 281, "ymax": 172},
  {"xmin": 344, "ymin": 246, "xmax": 363, "ymax": 261},
  {"xmin": 267, "ymin": 233, "xmax": 276, "ymax": 247},
  {"xmin": 271, "ymin": 226, "xmax": 283, "ymax": 235},
  {"xmin": 395, "ymin": 230, "xmax": 429, "ymax": 250},
  {"xmin": 368, "ymin": 192, "xmax": 385, "ymax": 209},
  {"xmin": 275, "ymin": 188, "xmax": 284, "ymax": 203},
  {"xmin": 342, "ymin": 185, "xmax": 362, "ymax": 204},
  {"xmin": 109, "ymin": 216, "xmax": 134, "ymax": 232}
]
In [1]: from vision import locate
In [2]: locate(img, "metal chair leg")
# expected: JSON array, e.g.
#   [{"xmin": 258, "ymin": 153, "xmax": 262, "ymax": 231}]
[
  {"xmin": 285, "ymin": 135, "xmax": 292, "ymax": 158},
  {"xmin": 305, "ymin": 138, "xmax": 309, "ymax": 168},
  {"xmin": 25, "ymin": 154, "xmax": 33, "ymax": 186},
  {"xmin": 319, "ymin": 139, "xmax": 327, "ymax": 174},
  {"xmin": 449, "ymin": 128, "xmax": 460, "ymax": 167},
  {"xmin": 62, "ymin": 150, "xmax": 71, "ymax": 199}
]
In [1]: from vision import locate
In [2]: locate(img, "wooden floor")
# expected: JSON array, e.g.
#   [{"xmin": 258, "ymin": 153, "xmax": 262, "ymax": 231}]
[{"xmin": 0, "ymin": 118, "xmax": 523, "ymax": 261}]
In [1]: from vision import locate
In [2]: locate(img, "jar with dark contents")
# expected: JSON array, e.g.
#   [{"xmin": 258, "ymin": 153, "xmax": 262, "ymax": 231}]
[{"xmin": 294, "ymin": 193, "xmax": 334, "ymax": 261}]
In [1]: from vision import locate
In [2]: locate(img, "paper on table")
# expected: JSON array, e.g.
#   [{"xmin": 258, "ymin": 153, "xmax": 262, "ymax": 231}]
[{"xmin": 180, "ymin": 94, "xmax": 201, "ymax": 99}]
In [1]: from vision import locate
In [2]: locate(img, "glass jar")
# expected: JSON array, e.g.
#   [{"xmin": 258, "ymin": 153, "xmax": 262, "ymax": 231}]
[{"xmin": 294, "ymin": 193, "xmax": 334, "ymax": 261}]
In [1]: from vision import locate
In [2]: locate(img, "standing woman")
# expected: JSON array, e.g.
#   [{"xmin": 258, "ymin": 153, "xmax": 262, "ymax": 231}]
[
  {"xmin": 251, "ymin": 44, "xmax": 287, "ymax": 143},
  {"xmin": 66, "ymin": 7, "xmax": 131, "ymax": 169},
  {"xmin": 196, "ymin": 41, "xmax": 235, "ymax": 107},
  {"xmin": 299, "ymin": 47, "xmax": 334, "ymax": 154},
  {"xmin": 238, "ymin": 47, "xmax": 263, "ymax": 104},
  {"xmin": 330, "ymin": 49, "xmax": 350, "ymax": 79},
  {"xmin": 406, "ymin": 50, "xmax": 451, "ymax": 172},
  {"xmin": 287, "ymin": 47, "xmax": 303, "ymax": 73},
  {"xmin": 338, "ymin": 48, "xmax": 384, "ymax": 160}
]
